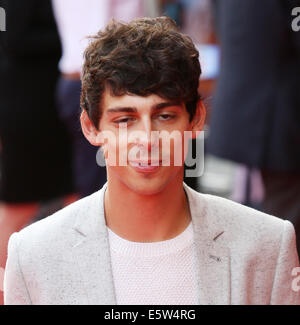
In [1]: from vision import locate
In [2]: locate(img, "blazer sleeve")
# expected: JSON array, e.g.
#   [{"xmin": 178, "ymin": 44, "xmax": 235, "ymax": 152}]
[
  {"xmin": 4, "ymin": 232, "xmax": 32, "ymax": 305},
  {"xmin": 270, "ymin": 221, "xmax": 300, "ymax": 305}
]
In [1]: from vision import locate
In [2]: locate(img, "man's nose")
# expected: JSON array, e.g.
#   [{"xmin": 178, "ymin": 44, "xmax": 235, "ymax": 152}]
[{"xmin": 135, "ymin": 118, "xmax": 159, "ymax": 151}]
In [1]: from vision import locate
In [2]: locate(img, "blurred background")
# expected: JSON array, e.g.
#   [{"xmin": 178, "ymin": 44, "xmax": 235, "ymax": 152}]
[{"xmin": 0, "ymin": 0, "xmax": 299, "ymax": 305}]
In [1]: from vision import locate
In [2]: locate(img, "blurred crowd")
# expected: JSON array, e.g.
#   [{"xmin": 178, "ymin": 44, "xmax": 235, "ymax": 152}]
[{"xmin": 0, "ymin": 0, "xmax": 299, "ymax": 305}]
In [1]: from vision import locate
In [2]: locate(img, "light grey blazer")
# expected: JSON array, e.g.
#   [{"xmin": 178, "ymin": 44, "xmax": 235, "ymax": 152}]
[{"xmin": 4, "ymin": 182, "xmax": 300, "ymax": 305}]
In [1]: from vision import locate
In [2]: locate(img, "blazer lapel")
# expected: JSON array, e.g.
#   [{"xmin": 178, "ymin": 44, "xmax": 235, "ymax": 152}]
[
  {"xmin": 184, "ymin": 183, "xmax": 231, "ymax": 305},
  {"xmin": 72, "ymin": 182, "xmax": 116, "ymax": 305}
]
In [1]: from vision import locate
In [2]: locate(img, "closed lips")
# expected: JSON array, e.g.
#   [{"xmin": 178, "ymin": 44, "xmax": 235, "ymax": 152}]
[{"xmin": 129, "ymin": 161, "xmax": 161, "ymax": 166}]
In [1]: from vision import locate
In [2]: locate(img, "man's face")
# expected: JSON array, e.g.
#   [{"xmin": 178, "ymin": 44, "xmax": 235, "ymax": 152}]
[{"xmin": 95, "ymin": 90, "xmax": 198, "ymax": 195}]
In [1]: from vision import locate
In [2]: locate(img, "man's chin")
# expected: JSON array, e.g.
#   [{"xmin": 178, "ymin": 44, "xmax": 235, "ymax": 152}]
[
  {"xmin": 109, "ymin": 165, "xmax": 183, "ymax": 195},
  {"xmin": 125, "ymin": 179, "xmax": 167, "ymax": 196},
  {"xmin": 123, "ymin": 171, "xmax": 182, "ymax": 196}
]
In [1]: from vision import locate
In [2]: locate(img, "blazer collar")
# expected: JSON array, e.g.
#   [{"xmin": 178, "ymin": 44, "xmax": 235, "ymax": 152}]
[{"xmin": 72, "ymin": 182, "xmax": 230, "ymax": 305}]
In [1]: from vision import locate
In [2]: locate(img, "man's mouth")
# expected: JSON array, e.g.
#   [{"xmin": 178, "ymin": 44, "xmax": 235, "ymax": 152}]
[{"xmin": 129, "ymin": 160, "xmax": 161, "ymax": 167}]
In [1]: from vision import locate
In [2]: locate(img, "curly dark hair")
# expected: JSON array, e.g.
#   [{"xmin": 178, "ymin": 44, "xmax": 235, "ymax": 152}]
[{"xmin": 80, "ymin": 16, "xmax": 201, "ymax": 128}]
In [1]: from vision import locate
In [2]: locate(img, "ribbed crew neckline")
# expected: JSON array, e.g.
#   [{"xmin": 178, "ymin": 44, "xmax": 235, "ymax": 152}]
[{"xmin": 106, "ymin": 221, "xmax": 194, "ymax": 257}]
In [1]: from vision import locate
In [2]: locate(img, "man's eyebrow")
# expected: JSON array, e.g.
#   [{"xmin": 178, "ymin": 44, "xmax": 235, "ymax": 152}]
[
  {"xmin": 106, "ymin": 107, "xmax": 137, "ymax": 114},
  {"xmin": 106, "ymin": 101, "xmax": 182, "ymax": 114},
  {"xmin": 154, "ymin": 101, "xmax": 182, "ymax": 110}
]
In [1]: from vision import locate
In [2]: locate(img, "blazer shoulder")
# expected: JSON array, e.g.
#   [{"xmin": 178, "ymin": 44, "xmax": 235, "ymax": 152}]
[
  {"xmin": 13, "ymin": 190, "xmax": 101, "ymax": 252},
  {"xmin": 190, "ymin": 187, "xmax": 290, "ymax": 245},
  {"xmin": 214, "ymin": 195, "xmax": 296, "ymax": 253},
  {"xmin": 205, "ymin": 193, "xmax": 285, "ymax": 227}
]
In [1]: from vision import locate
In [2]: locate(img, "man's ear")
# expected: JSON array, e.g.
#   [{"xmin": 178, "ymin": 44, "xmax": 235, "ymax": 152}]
[
  {"xmin": 190, "ymin": 100, "xmax": 206, "ymax": 139},
  {"xmin": 80, "ymin": 110, "xmax": 102, "ymax": 146}
]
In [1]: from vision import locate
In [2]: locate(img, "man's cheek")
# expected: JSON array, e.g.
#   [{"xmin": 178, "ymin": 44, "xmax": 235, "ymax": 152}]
[
  {"xmin": 102, "ymin": 142, "xmax": 117, "ymax": 166},
  {"xmin": 117, "ymin": 137, "xmax": 129, "ymax": 166},
  {"xmin": 163, "ymin": 137, "xmax": 185, "ymax": 167}
]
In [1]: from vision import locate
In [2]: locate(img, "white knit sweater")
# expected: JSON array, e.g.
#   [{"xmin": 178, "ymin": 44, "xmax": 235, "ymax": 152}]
[{"xmin": 107, "ymin": 222, "xmax": 198, "ymax": 305}]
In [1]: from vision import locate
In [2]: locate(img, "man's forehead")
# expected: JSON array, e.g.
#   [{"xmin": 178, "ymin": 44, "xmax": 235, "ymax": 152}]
[{"xmin": 102, "ymin": 89, "xmax": 184, "ymax": 113}]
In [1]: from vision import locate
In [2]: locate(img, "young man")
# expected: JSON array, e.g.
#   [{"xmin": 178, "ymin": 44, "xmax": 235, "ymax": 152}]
[{"xmin": 4, "ymin": 17, "xmax": 300, "ymax": 305}]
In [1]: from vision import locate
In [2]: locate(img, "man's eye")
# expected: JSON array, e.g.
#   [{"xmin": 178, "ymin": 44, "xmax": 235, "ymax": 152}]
[
  {"xmin": 158, "ymin": 114, "xmax": 175, "ymax": 121},
  {"xmin": 113, "ymin": 117, "xmax": 135, "ymax": 124}
]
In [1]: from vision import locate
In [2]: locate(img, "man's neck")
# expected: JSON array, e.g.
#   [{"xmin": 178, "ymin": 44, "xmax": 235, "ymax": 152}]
[{"xmin": 104, "ymin": 174, "xmax": 191, "ymax": 242}]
